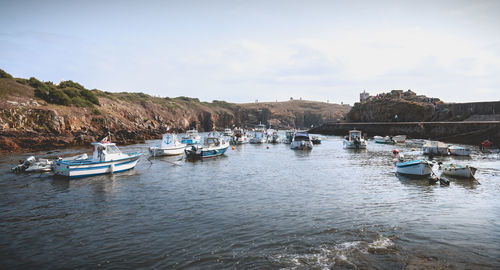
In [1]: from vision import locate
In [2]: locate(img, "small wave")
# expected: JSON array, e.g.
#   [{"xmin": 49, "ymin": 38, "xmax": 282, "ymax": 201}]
[
  {"xmin": 270, "ymin": 241, "xmax": 363, "ymax": 269},
  {"xmin": 368, "ymin": 235, "xmax": 394, "ymax": 249}
]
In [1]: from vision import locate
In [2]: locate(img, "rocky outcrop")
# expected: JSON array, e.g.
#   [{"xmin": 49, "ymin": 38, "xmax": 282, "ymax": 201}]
[
  {"xmin": 347, "ymin": 99, "xmax": 437, "ymax": 122},
  {"xmin": 347, "ymin": 90, "xmax": 500, "ymax": 122}
]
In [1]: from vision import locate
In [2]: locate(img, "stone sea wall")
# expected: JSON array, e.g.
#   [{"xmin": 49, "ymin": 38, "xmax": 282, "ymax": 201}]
[{"xmin": 309, "ymin": 121, "xmax": 500, "ymax": 146}]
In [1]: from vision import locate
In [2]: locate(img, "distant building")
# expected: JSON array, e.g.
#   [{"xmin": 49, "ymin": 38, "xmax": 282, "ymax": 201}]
[{"xmin": 360, "ymin": 90, "xmax": 370, "ymax": 102}]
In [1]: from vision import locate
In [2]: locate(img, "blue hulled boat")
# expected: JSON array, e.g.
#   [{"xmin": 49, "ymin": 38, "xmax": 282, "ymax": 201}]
[{"xmin": 185, "ymin": 132, "xmax": 229, "ymax": 159}]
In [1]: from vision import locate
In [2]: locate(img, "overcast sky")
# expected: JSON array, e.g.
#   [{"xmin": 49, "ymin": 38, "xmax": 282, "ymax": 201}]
[{"xmin": 1, "ymin": 0, "xmax": 499, "ymax": 104}]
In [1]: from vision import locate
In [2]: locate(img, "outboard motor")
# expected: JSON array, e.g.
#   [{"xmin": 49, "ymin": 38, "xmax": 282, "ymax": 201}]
[
  {"xmin": 11, "ymin": 156, "xmax": 36, "ymax": 173},
  {"xmin": 354, "ymin": 137, "xmax": 360, "ymax": 149}
]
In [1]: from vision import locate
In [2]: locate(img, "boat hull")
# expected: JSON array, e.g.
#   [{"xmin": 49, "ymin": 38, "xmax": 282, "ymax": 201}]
[
  {"xmin": 54, "ymin": 154, "xmax": 141, "ymax": 178},
  {"xmin": 442, "ymin": 165, "xmax": 476, "ymax": 178},
  {"xmin": 249, "ymin": 138, "xmax": 266, "ymax": 144},
  {"xmin": 374, "ymin": 136, "xmax": 394, "ymax": 144},
  {"xmin": 396, "ymin": 160, "xmax": 432, "ymax": 176},
  {"xmin": 448, "ymin": 147, "xmax": 470, "ymax": 156},
  {"xmin": 290, "ymin": 141, "xmax": 313, "ymax": 150},
  {"xmin": 185, "ymin": 145, "xmax": 229, "ymax": 159},
  {"xmin": 343, "ymin": 140, "xmax": 367, "ymax": 149},
  {"xmin": 149, "ymin": 145, "xmax": 185, "ymax": 156}
]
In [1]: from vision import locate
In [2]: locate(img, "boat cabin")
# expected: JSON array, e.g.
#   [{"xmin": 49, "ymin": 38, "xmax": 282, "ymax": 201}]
[
  {"xmin": 348, "ymin": 130, "xmax": 362, "ymax": 141},
  {"xmin": 92, "ymin": 142, "xmax": 123, "ymax": 161},
  {"xmin": 205, "ymin": 132, "xmax": 224, "ymax": 147},
  {"xmin": 234, "ymin": 129, "xmax": 244, "ymax": 137},
  {"xmin": 293, "ymin": 132, "xmax": 311, "ymax": 141},
  {"xmin": 255, "ymin": 122, "xmax": 266, "ymax": 132},
  {"xmin": 161, "ymin": 134, "xmax": 179, "ymax": 147},
  {"xmin": 185, "ymin": 129, "xmax": 199, "ymax": 137}
]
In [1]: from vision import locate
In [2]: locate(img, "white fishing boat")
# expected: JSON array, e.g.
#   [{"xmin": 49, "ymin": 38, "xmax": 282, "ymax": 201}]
[
  {"xmin": 185, "ymin": 132, "xmax": 230, "ymax": 159},
  {"xmin": 343, "ymin": 130, "xmax": 367, "ymax": 149},
  {"xmin": 231, "ymin": 128, "xmax": 247, "ymax": 144},
  {"xmin": 374, "ymin": 136, "xmax": 395, "ymax": 144},
  {"xmin": 268, "ymin": 130, "xmax": 282, "ymax": 144},
  {"xmin": 223, "ymin": 128, "xmax": 233, "ymax": 136},
  {"xmin": 396, "ymin": 159, "xmax": 433, "ymax": 176},
  {"xmin": 441, "ymin": 163, "xmax": 477, "ymax": 178},
  {"xmin": 393, "ymin": 135, "xmax": 407, "ymax": 144},
  {"xmin": 149, "ymin": 134, "xmax": 186, "ymax": 156},
  {"xmin": 54, "ymin": 140, "xmax": 141, "ymax": 178},
  {"xmin": 448, "ymin": 145, "xmax": 471, "ymax": 156},
  {"xmin": 423, "ymin": 140, "xmax": 448, "ymax": 156},
  {"xmin": 290, "ymin": 131, "xmax": 313, "ymax": 150},
  {"xmin": 249, "ymin": 131, "xmax": 267, "ymax": 144},
  {"xmin": 283, "ymin": 130, "xmax": 295, "ymax": 144},
  {"xmin": 181, "ymin": 129, "xmax": 201, "ymax": 145}
]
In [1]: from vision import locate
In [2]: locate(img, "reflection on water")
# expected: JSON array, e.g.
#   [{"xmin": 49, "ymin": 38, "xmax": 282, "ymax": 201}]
[{"xmin": 0, "ymin": 134, "xmax": 499, "ymax": 269}]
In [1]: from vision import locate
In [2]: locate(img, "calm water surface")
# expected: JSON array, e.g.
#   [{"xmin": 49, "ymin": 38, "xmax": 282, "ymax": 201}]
[{"xmin": 1, "ymin": 134, "xmax": 499, "ymax": 269}]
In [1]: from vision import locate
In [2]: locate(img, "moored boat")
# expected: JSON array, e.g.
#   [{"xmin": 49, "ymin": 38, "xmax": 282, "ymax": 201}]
[
  {"xmin": 374, "ymin": 136, "xmax": 395, "ymax": 144},
  {"xmin": 149, "ymin": 134, "xmax": 186, "ymax": 156},
  {"xmin": 185, "ymin": 132, "xmax": 230, "ymax": 159},
  {"xmin": 448, "ymin": 145, "xmax": 471, "ymax": 156},
  {"xmin": 283, "ymin": 130, "xmax": 295, "ymax": 144},
  {"xmin": 268, "ymin": 130, "xmax": 282, "ymax": 144},
  {"xmin": 249, "ymin": 122, "xmax": 267, "ymax": 144},
  {"xmin": 231, "ymin": 128, "xmax": 247, "ymax": 144},
  {"xmin": 343, "ymin": 130, "xmax": 367, "ymax": 149},
  {"xmin": 441, "ymin": 163, "xmax": 477, "ymax": 178},
  {"xmin": 181, "ymin": 129, "xmax": 201, "ymax": 145},
  {"xmin": 311, "ymin": 136, "xmax": 322, "ymax": 144},
  {"xmin": 423, "ymin": 140, "xmax": 448, "ymax": 156},
  {"xmin": 396, "ymin": 159, "xmax": 433, "ymax": 176},
  {"xmin": 249, "ymin": 131, "xmax": 267, "ymax": 144},
  {"xmin": 54, "ymin": 140, "xmax": 141, "ymax": 178},
  {"xmin": 393, "ymin": 135, "xmax": 407, "ymax": 144},
  {"xmin": 290, "ymin": 131, "xmax": 313, "ymax": 150},
  {"xmin": 223, "ymin": 128, "xmax": 233, "ymax": 136}
]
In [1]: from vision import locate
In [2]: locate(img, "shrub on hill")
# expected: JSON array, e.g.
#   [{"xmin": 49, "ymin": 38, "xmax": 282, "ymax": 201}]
[{"xmin": 29, "ymin": 77, "xmax": 100, "ymax": 107}]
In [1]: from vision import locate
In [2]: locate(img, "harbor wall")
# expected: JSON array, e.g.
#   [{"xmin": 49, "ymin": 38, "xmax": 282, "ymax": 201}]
[
  {"xmin": 309, "ymin": 121, "xmax": 500, "ymax": 145},
  {"xmin": 444, "ymin": 101, "xmax": 500, "ymax": 120}
]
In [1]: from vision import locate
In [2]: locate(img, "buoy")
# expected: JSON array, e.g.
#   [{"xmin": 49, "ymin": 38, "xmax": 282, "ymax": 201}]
[
  {"xmin": 266, "ymin": 146, "xmax": 269, "ymax": 149},
  {"xmin": 232, "ymin": 147, "xmax": 235, "ymax": 150},
  {"xmin": 392, "ymin": 149, "xmax": 399, "ymax": 154}
]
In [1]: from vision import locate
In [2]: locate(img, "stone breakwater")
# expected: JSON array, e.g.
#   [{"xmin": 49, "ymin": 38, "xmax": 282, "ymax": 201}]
[{"xmin": 309, "ymin": 121, "xmax": 500, "ymax": 145}]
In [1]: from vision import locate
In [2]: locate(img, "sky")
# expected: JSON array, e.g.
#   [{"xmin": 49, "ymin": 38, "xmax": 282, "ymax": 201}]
[{"xmin": 1, "ymin": 0, "xmax": 499, "ymax": 105}]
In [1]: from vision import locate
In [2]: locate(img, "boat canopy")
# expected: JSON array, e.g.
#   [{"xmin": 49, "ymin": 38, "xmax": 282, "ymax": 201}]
[
  {"xmin": 348, "ymin": 130, "xmax": 362, "ymax": 141},
  {"xmin": 294, "ymin": 132, "xmax": 310, "ymax": 141},
  {"xmin": 91, "ymin": 142, "xmax": 122, "ymax": 161}
]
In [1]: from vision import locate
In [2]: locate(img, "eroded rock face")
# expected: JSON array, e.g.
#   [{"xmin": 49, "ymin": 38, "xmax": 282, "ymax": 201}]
[
  {"xmin": 347, "ymin": 99, "xmax": 437, "ymax": 122},
  {"xmin": 0, "ymin": 98, "xmax": 350, "ymax": 152}
]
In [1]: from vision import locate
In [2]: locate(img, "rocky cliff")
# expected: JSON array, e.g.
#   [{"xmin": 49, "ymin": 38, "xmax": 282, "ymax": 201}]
[{"xmin": 0, "ymin": 70, "xmax": 350, "ymax": 152}]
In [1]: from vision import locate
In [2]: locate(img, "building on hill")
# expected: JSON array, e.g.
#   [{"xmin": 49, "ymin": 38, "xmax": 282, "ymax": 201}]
[{"xmin": 360, "ymin": 90, "xmax": 370, "ymax": 102}]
